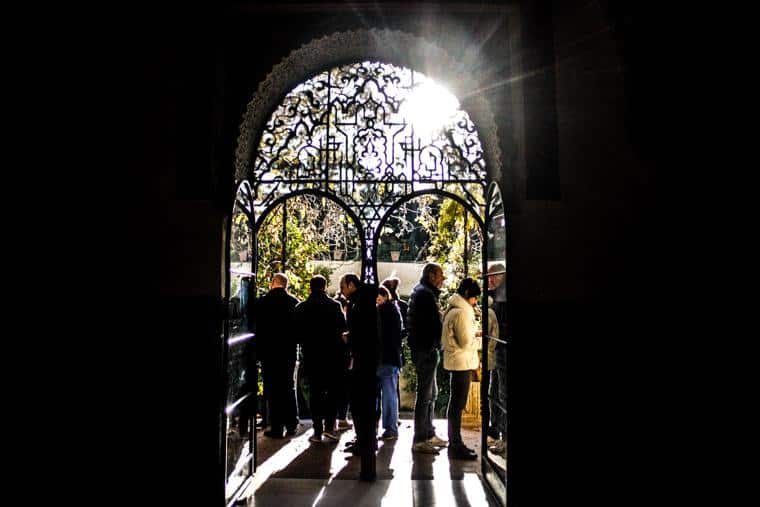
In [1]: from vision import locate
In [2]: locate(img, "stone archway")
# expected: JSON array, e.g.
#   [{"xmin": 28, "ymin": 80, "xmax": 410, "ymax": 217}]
[{"xmin": 224, "ymin": 29, "xmax": 509, "ymax": 505}]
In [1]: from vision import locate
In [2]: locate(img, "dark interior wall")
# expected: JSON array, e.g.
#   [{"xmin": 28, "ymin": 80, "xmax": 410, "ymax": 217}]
[
  {"xmin": 508, "ymin": 2, "xmax": 656, "ymax": 503},
  {"xmin": 114, "ymin": 1, "xmax": 660, "ymax": 504}
]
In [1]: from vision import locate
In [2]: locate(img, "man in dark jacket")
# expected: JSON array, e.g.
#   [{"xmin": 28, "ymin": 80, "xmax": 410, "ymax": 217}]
[
  {"xmin": 407, "ymin": 263, "xmax": 448, "ymax": 454},
  {"xmin": 253, "ymin": 273, "xmax": 301, "ymax": 438},
  {"xmin": 294, "ymin": 275, "xmax": 347, "ymax": 443},
  {"xmin": 340, "ymin": 273, "xmax": 381, "ymax": 482}
]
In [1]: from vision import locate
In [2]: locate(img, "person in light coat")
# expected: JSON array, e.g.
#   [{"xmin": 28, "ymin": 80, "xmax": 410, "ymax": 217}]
[{"xmin": 441, "ymin": 277, "xmax": 482, "ymax": 460}]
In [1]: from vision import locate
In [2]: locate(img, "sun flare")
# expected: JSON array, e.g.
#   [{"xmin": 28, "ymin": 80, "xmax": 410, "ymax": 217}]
[{"xmin": 400, "ymin": 79, "xmax": 460, "ymax": 141}]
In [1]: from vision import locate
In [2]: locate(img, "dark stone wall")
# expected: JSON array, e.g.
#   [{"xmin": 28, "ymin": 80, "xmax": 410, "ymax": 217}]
[{"xmin": 107, "ymin": 1, "xmax": 663, "ymax": 504}]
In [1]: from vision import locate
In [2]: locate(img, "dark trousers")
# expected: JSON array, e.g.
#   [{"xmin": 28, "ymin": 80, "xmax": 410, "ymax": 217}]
[
  {"xmin": 262, "ymin": 358, "xmax": 298, "ymax": 433},
  {"xmin": 488, "ymin": 367, "xmax": 507, "ymax": 439},
  {"xmin": 350, "ymin": 370, "xmax": 377, "ymax": 480},
  {"xmin": 488, "ymin": 345, "xmax": 507, "ymax": 438},
  {"xmin": 336, "ymin": 358, "xmax": 351, "ymax": 420},
  {"xmin": 447, "ymin": 370, "xmax": 472, "ymax": 448},
  {"xmin": 307, "ymin": 370, "xmax": 338, "ymax": 435},
  {"xmin": 412, "ymin": 349, "xmax": 439, "ymax": 443}
]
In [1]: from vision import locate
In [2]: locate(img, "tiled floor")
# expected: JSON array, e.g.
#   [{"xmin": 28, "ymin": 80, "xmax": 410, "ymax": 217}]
[{"xmin": 234, "ymin": 418, "xmax": 503, "ymax": 506}]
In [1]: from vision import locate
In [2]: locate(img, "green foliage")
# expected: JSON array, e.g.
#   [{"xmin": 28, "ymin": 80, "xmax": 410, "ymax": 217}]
[
  {"xmin": 427, "ymin": 199, "xmax": 483, "ymax": 294},
  {"xmin": 400, "ymin": 342, "xmax": 416, "ymax": 393},
  {"xmin": 435, "ymin": 365, "xmax": 451, "ymax": 417},
  {"xmin": 255, "ymin": 195, "xmax": 343, "ymax": 301}
]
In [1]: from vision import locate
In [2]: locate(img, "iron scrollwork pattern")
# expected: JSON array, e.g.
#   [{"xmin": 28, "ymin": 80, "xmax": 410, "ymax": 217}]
[{"xmin": 249, "ymin": 61, "xmax": 488, "ymax": 283}]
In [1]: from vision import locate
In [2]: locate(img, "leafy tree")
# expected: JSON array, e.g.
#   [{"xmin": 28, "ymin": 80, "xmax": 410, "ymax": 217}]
[
  {"xmin": 255, "ymin": 196, "xmax": 337, "ymax": 301},
  {"xmin": 419, "ymin": 197, "xmax": 483, "ymax": 295}
]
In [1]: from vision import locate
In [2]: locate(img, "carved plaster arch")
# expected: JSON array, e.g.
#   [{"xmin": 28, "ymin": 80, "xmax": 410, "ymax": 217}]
[{"xmin": 235, "ymin": 28, "xmax": 501, "ymax": 184}]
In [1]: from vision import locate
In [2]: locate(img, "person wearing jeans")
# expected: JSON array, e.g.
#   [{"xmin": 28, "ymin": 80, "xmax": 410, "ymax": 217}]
[
  {"xmin": 407, "ymin": 263, "xmax": 448, "ymax": 454},
  {"xmin": 441, "ymin": 277, "xmax": 482, "ymax": 460},
  {"xmin": 376, "ymin": 286, "xmax": 403, "ymax": 440}
]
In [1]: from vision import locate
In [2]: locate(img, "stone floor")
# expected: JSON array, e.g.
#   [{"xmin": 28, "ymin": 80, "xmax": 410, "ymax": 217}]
[{"xmin": 232, "ymin": 418, "xmax": 503, "ymax": 506}]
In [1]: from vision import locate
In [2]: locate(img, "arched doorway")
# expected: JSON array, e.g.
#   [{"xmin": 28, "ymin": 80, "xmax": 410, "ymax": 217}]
[{"xmin": 223, "ymin": 32, "xmax": 508, "ymax": 505}]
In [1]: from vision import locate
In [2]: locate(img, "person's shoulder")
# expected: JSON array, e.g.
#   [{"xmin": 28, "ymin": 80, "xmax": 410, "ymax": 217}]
[
  {"xmin": 446, "ymin": 306, "xmax": 463, "ymax": 318},
  {"xmin": 411, "ymin": 282, "xmax": 430, "ymax": 295},
  {"xmin": 316, "ymin": 293, "xmax": 339, "ymax": 307}
]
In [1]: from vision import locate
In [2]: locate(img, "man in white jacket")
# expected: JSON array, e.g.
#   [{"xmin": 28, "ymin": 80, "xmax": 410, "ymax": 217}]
[{"xmin": 441, "ymin": 277, "xmax": 482, "ymax": 460}]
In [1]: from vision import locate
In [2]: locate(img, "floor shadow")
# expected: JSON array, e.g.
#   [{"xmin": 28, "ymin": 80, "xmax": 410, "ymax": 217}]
[
  {"xmin": 411, "ymin": 480, "xmax": 435, "ymax": 506},
  {"xmin": 315, "ymin": 477, "xmax": 394, "ymax": 507},
  {"xmin": 270, "ymin": 437, "xmax": 340, "ymax": 479},
  {"xmin": 333, "ymin": 437, "xmax": 397, "ymax": 480},
  {"xmin": 410, "ymin": 451, "xmax": 435, "ymax": 480},
  {"xmin": 255, "ymin": 423, "xmax": 310, "ymax": 467},
  {"xmin": 448, "ymin": 458, "xmax": 466, "ymax": 480},
  {"xmin": 375, "ymin": 438, "xmax": 397, "ymax": 479}
]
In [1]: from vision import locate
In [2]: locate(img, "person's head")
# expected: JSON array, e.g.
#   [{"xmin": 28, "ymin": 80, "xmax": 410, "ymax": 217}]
[
  {"xmin": 457, "ymin": 277, "xmax": 482, "ymax": 306},
  {"xmin": 339, "ymin": 273, "xmax": 361, "ymax": 298},
  {"xmin": 381, "ymin": 277, "xmax": 400, "ymax": 300},
  {"xmin": 487, "ymin": 263, "xmax": 506, "ymax": 290},
  {"xmin": 309, "ymin": 275, "xmax": 327, "ymax": 294},
  {"xmin": 334, "ymin": 291, "xmax": 349, "ymax": 311},
  {"xmin": 421, "ymin": 262, "xmax": 445, "ymax": 289},
  {"xmin": 377, "ymin": 286, "xmax": 391, "ymax": 305},
  {"xmin": 270, "ymin": 273, "xmax": 289, "ymax": 289}
]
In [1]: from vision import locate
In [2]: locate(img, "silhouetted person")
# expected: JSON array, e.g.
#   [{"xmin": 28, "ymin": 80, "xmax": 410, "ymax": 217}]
[
  {"xmin": 376, "ymin": 286, "xmax": 403, "ymax": 440},
  {"xmin": 485, "ymin": 294, "xmax": 505, "ymax": 455},
  {"xmin": 442, "ymin": 278, "xmax": 482, "ymax": 460},
  {"xmin": 333, "ymin": 291, "xmax": 353, "ymax": 430},
  {"xmin": 486, "ymin": 263, "xmax": 507, "ymax": 450},
  {"xmin": 382, "ymin": 277, "xmax": 408, "ymax": 417},
  {"xmin": 254, "ymin": 273, "xmax": 300, "ymax": 438},
  {"xmin": 295, "ymin": 275, "xmax": 347, "ymax": 443},
  {"xmin": 380, "ymin": 276, "xmax": 409, "ymax": 420},
  {"xmin": 381, "ymin": 277, "xmax": 408, "ymax": 331},
  {"xmin": 407, "ymin": 263, "xmax": 448, "ymax": 454},
  {"xmin": 340, "ymin": 273, "xmax": 381, "ymax": 481}
]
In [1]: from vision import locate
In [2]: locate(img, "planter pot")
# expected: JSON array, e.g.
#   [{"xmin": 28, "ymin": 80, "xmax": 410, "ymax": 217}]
[
  {"xmin": 390, "ymin": 250, "xmax": 401, "ymax": 262},
  {"xmin": 238, "ymin": 251, "xmax": 248, "ymax": 262},
  {"xmin": 333, "ymin": 249, "xmax": 344, "ymax": 260}
]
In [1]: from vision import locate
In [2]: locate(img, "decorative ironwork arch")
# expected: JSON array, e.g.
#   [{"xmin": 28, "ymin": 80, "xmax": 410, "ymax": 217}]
[
  {"xmin": 235, "ymin": 29, "xmax": 501, "ymax": 183},
  {"xmin": 253, "ymin": 188, "xmax": 366, "ymax": 272},
  {"xmin": 239, "ymin": 59, "xmax": 492, "ymax": 282},
  {"xmin": 373, "ymin": 189, "xmax": 485, "ymax": 278}
]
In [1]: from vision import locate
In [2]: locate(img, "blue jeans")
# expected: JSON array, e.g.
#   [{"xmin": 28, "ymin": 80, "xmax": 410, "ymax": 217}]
[
  {"xmin": 377, "ymin": 364, "xmax": 399, "ymax": 434},
  {"xmin": 413, "ymin": 349, "xmax": 439, "ymax": 443}
]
